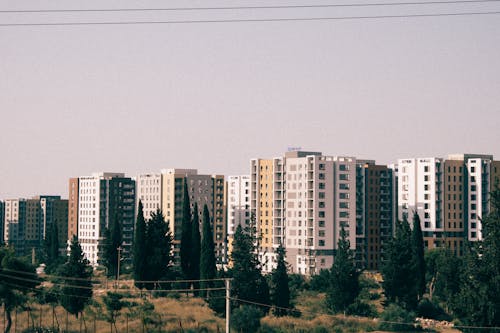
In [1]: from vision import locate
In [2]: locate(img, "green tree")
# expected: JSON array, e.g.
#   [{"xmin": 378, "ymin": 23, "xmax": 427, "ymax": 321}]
[
  {"xmin": 190, "ymin": 203, "xmax": 201, "ymax": 291},
  {"xmin": 103, "ymin": 292, "xmax": 128, "ymax": 333},
  {"xmin": 230, "ymin": 224, "xmax": 270, "ymax": 313},
  {"xmin": 59, "ymin": 236, "xmax": 93, "ymax": 318},
  {"xmin": 144, "ymin": 209, "xmax": 173, "ymax": 290},
  {"xmin": 200, "ymin": 204, "xmax": 216, "ymax": 298},
  {"xmin": 411, "ymin": 212, "xmax": 426, "ymax": 300},
  {"xmin": 44, "ymin": 221, "xmax": 62, "ymax": 273},
  {"xmin": 381, "ymin": 216, "xmax": 418, "ymax": 311},
  {"xmin": 270, "ymin": 244, "xmax": 290, "ymax": 316},
  {"xmin": 0, "ymin": 247, "xmax": 41, "ymax": 333},
  {"xmin": 180, "ymin": 180, "xmax": 192, "ymax": 279},
  {"xmin": 102, "ymin": 212, "xmax": 122, "ymax": 278},
  {"xmin": 452, "ymin": 188, "xmax": 500, "ymax": 330},
  {"xmin": 326, "ymin": 225, "xmax": 360, "ymax": 313},
  {"xmin": 133, "ymin": 201, "xmax": 147, "ymax": 289}
]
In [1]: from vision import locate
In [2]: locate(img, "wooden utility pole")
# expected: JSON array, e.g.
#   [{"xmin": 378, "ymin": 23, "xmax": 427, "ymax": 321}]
[{"xmin": 225, "ymin": 279, "xmax": 231, "ymax": 333}]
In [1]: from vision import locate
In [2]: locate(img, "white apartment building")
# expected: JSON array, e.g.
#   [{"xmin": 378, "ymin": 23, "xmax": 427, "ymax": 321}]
[
  {"xmin": 135, "ymin": 173, "xmax": 162, "ymax": 220},
  {"xmin": 76, "ymin": 172, "xmax": 135, "ymax": 266},
  {"xmin": 251, "ymin": 151, "xmax": 357, "ymax": 275},
  {"xmin": 3, "ymin": 199, "xmax": 26, "ymax": 254},
  {"xmin": 227, "ymin": 175, "xmax": 251, "ymax": 237},
  {"xmin": 398, "ymin": 158, "xmax": 444, "ymax": 234}
]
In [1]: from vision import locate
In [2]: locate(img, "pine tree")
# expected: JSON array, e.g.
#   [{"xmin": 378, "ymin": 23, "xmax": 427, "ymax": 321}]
[
  {"xmin": 133, "ymin": 200, "xmax": 147, "ymax": 289},
  {"xmin": 411, "ymin": 212, "xmax": 426, "ymax": 300},
  {"xmin": 144, "ymin": 209, "xmax": 173, "ymax": 290},
  {"xmin": 190, "ymin": 203, "xmax": 201, "ymax": 289},
  {"xmin": 381, "ymin": 216, "xmax": 419, "ymax": 311},
  {"xmin": 231, "ymin": 224, "xmax": 270, "ymax": 313},
  {"xmin": 0, "ymin": 247, "xmax": 41, "ymax": 333},
  {"xmin": 200, "ymin": 204, "xmax": 217, "ymax": 298},
  {"xmin": 59, "ymin": 236, "xmax": 93, "ymax": 318},
  {"xmin": 48, "ymin": 221, "xmax": 60, "ymax": 261},
  {"xmin": 271, "ymin": 244, "xmax": 290, "ymax": 316},
  {"xmin": 326, "ymin": 225, "xmax": 360, "ymax": 313},
  {"xmin": 180, "ymin": 180, "xmax": 192, "ymax": 279}
]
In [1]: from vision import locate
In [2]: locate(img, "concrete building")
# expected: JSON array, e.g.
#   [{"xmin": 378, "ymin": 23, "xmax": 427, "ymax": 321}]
[
  {"xmin": 4, "ymin": 199, "xmax": 27, "ymax": 255},
  {"xmin": 356, "ymin": 162, "xmax": 394, "ymax": 270},
  {"xmin": 68, "ymin": 178, "xmax": 79, "ymax": 242},
  {"xmin": 71, "ymin": 172, "xmax": 136, "ymax": 266},
  {"xmin": 226, "ymin": 175, "xmax": 251, "ymax": 256},
  {"xmin": 251, "ymin": 151, "xmax": 357, "ymax": 275},
  {"xmin": 161, "ymin": 169, "xmax": 227, "ymax": 264},
  {"xmin": 135, "ymin": 173, "xmax": 162, "ymax": 219}
]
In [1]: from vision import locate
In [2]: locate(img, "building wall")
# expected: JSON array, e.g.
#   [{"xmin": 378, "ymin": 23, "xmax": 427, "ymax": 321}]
[
  {"xmin": 443, "ymin": 160, "xmax": 465, "ymax": 255},
  {"xmin": 4, "ymin": 199, "xmax": 27, "ymax": 255},
  {"xmin": 226, "ymin": 175, "xmax": 251, "ymax": 258},
  {"xmin": 136, "ymin": 173, "xmax": 162, "ymax": 220},
  {"xmin": 68, "ymin": 178, "xmax": 79, "ymax": 241},
  {"xmin": 0, "ymin": 201, "xmax": 4, "ymax": 244}
]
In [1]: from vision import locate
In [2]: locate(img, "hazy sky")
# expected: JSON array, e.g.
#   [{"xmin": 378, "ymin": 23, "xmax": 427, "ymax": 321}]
[{"xmin": 1, "ymin": 0, "xmax": 500, "ymax": 199}]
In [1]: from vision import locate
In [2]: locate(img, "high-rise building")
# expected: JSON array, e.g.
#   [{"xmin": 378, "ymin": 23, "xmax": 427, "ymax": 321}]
[
  {"xmin": 160, "ymin": 169, "xmax": 227, "ymax": 264},
  {"xmin": 135, "ymin": 173, "xmax": 162, "ymax": 219},
  {"xmin": 226, "ymin": 175, "xmax": 251, "ymax": 257},
  {"xmin": 70, "ymin": 172, "xmax": 136, "ymax": 266},
  {"xmin": 251, "ymin": 151, "xmax": 357, "ymax": 275},
  {"xmin": 397, "ymin": 154, "xmax": 499, "ymax": 254},
  {"xmin": 4, "ymin": 199, "xmax": 27, "ymax": 255},
  {"xmin": 68, "ymin": 178, "xmax": 79, "ymax": 242},
  {"xmin": 356, "ymin": 161, "xmax": 394, "ymax": 270}
]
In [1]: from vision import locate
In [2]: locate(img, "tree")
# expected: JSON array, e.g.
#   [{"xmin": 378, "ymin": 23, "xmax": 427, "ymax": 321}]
[
  {"xmin": 452, "ymin": 188, "xmax": 500, "ymax": 330},
  {"xmin": 0, "ymin": 247, "xmax": 41, "ymax": 333},
  {"xmin": 180, "ymin": 180, "xmax": 192, "ymax": 279},
  {"xmin": 412, "ymin": 212, "xmax": 426, "ymax": 300},
  {"xmin": 59, "ymin": 236, "xmax": 93, "ymax": 318},
  {"xmin": 271, "ymin": 244, "xmax": 290, "ymax": 316},
  {"xmin": 102, "ymin": 212, "xmax": 122, "ymax": 278},
  {"xmin": 200, "ymin": 204, "xmax": 217, "ymax": 298},
  {"xmin": 326, "ymin": 225, "xmax": 360, "ymax": 314},
  {"xmin": 133, "ymin": 201, "xmax": 147, "ymax": 289},
  {"xmin": 144, "ymin": 209, "xmax": 173, "ymax": 290},
  {"xmin": 190, "ymin": 203, "xmax": 201, "ymax": 291},
  {"xmin": 44, "ymin": 221, "xmax": 62, "ymax": 273},
  {"xmin": 381, "ymin": 216, "xmax": 419, "ymax": 311},
  {"xmin": 103, "ymin": 292, "xmax": 128, "ymax": 333},
  {"xmin": 230, "ymin": 224, "xmax": 270, "ymax": 313}
]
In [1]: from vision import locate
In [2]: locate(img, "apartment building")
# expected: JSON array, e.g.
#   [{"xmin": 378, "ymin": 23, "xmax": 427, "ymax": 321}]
[
  {"xmin": 356, "ymin": 162, "xmax": 394, "ymax": 270},
  {"xmin": 226, "ymin": 175, "xmax": 251, "ymax": 256},
  {"xmin": 251, "ymin": 151, "xmax": 357, "ymax": 275},
  {"xmin": 135, "ymin": 173, "xmax": 162, "ymax": 219},
  {"xmin": 71, "ymin": 172, "xmax": 135, "ymax": 266},
  {"xmin": 161, "ymin": 169, "xmax": 227, "ymax": 264},
  {"xmin": 4, "ymin": 199, "xmax": 27, "ymax": 255},
  {"xmin": 0, "ymin": 201, "xmax": 4, "ymax": 243}
]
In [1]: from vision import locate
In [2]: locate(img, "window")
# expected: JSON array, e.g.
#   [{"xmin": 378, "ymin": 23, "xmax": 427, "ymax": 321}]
[
  {"xmin": 318, "ymin": 230, "xmax": 325, "ymax": 237},
  {"xmin": 339, "ymin": 193, "xmax": 349, "ymax": 199},
  {"xmin": 339, "ymin": 164, "xmax": 348, "ymax": 171},
  {"xmin": 339, "ymin": 202, "xmax": 349, "ymax": 209},
  {"xmin": 339, "ymin": 183, "xmax": 349, "ymax": 190},
  {"xmin": 318, "ymin": 240, "xmax": 325, "ymax": 246},
  {"xmin": 339, "ymin": 174, "xmax": 349, "ymax": 181},
  {"xmin": 318, "ymin": 220, "xmax": 325, "ymax": 227},
  {"xmin": 319, "ymin": 183, "xmax": 325, "ymax": 189},
  {"xmin": 319, "ymin": 192, "xmax": 325, "ymax": 199}
]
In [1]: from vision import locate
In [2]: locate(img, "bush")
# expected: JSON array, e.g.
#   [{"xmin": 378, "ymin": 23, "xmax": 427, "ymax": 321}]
[
  {"xmin": 309, "ymin": 269, "xmax": 330, "ymax": 292},
  {"xmin": 417, "ymin": 298, "xmax": 451, "ymax": 321},
  {"xmin": 379, "ymin": 304, "xmax": 419, "ymax": 332},
  {"xmin": 231, "ymin": 305, "xmax": 264, "ymax": 333},
  {"xmin": 347, "ymin": 300, "xmax": 378, "ymax": 317}
]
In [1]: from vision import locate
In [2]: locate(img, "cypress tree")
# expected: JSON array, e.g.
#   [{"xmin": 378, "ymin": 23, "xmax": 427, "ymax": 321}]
[
  {"xmin": 200, "ymin": 204, "xmax": 217, "ymax": 298},
  {"xmin": 144, "ymin": 209, "xmax": 173, "ymax": 290},
  {"xmin": 381, "ymin": 216, "xmax": 418, "ymax": 311},
  {"xmin": 231, "ymin": 224, "xmax": 270, "ymax": 313},
  {"xmin": 271, "ymin": 244, "xmax": 290, "ymax": 316},
  {"xmin": 180, "ymin": 180, "xmax": 192, "ymax": 278},
  {"xmin": 190, "ymin": 203, "xmax": 201, "ymax": 290},
  {"xmin": 102, "ymin": 212, "xmax": 122, "ymax": 278},
  {"xmin": 326, "ymin": 225, "xmax": 360, "ymax": 313},
  {"xmin": 133, "ymin": 201, "xmax": 147, "ymax": 289},
  {"xmin": 60, "ymin": 236, "xmax": 93, "ymax": 318},
  {"xmin": 48, "ymin": 221, "xmax": 60, "ymax": 261},
  {"xmin": 412, "ymin": 212, "xmax": 426, "ymax": 300}
]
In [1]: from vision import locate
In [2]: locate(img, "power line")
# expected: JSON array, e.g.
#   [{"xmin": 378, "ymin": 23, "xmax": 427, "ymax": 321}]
[
  {"xmin": 0, "ymin": 10, "xmax": 499, "ymax": 27},
  {"xmin": 1, "ymin": 0, "xmax": 500, "ymax": 14}
]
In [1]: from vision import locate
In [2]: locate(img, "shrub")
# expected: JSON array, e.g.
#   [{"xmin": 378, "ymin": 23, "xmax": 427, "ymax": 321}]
[
  {"xmin": 417, "ymin": 298, "xmax": 451, "ymax": 321},
  {"xmin": 379, "ymin": 304, "xmax": 419, "ymax": 332},
  {"xmin": 347, "ymin": 300, "xmax": 378, "ymax": 317},
  {"xmin": 231, "ymin": 305, "xmax": 264, "ymax": 333}
]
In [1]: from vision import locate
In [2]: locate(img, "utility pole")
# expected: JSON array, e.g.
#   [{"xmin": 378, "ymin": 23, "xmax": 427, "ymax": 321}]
[
  {"xmin": 225, "ymin": 278, "xmax": 230, "ymax": 333},
  {"xmin": 116, "ymin": 246, "xmax": 123, "ymax": 289}
]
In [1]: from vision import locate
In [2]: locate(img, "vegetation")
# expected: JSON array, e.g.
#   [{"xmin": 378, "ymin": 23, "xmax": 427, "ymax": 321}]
[
  {"xmin": 102, "ymin": 212, "xmax": 122, "ymax": 279},
  {"xmin": 180, "ymin": 180, "xmax": 192, "ymax": 279},
  {"xmin": 200, "ymin": 204, "xmax": 217, "ymax": 298},
  {"xmin": 133, "ymin": 200, "xmax": 147, "ymax": 289},
  {"xmin": 270, "ymin": 244, "xmax": 291, "ymax": 316}
]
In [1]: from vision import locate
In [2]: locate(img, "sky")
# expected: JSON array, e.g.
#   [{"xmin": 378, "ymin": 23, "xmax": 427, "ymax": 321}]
[{"xmin": 1, "ymin": 0, "xmax": 500, "ymax": 199}]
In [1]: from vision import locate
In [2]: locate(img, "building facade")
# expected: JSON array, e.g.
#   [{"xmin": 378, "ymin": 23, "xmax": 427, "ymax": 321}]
[
  {"xmin": 71, "ymin": 172, "xmax": 136, "ymax": 266},
  {"xmin": 226, "ymin": 175, "xmax": 251, "ymax": 256},
  {"xmin": 135, "ymin": 173, "xmax": 162, "ymax": 219}
]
